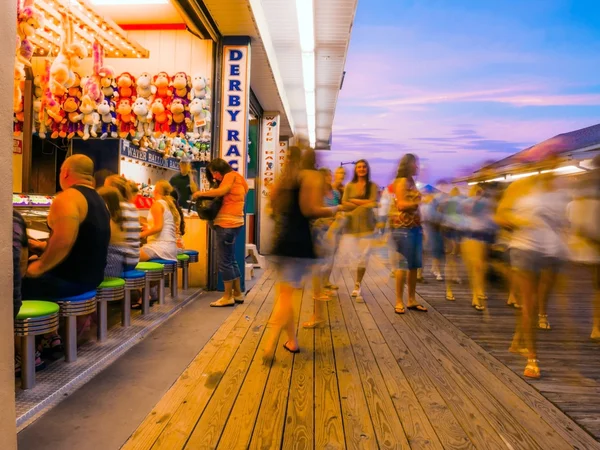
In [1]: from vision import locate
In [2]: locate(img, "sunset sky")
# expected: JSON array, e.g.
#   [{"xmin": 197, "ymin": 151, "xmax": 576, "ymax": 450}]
[{"xmin": 319, "ymin": 0, "xmax": 600, "ymax": 185}]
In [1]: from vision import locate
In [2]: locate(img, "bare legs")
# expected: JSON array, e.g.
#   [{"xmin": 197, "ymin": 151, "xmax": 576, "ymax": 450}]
[
  {"xmin": 461, "ymin": 239, "xmax": 488, "ymax": 309},
  {"xmin": 264, "ymin": 282, "xmax": 299, "ymax": 361},
  {"xmin": 511, "ymin": 269, "xmax": 540, "ymax": 378},
  {"xmin": 395, "ymin": 268, "xmax": 422, "ymax": 312},
  {"xmin": 232, "ymin": 278, "xmax": 242, "ymax": 298}
]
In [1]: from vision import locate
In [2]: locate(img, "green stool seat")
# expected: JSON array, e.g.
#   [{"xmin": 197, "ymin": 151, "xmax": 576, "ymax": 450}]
[
  {"xmin": 15, "ymin": 300, "xmax": 60, "ymax": 390},
  {"xmin": 136, "ymin": 262, "xmax": 164, "ymax": 271},
  {"xmin": 98, "ymin": 277, "xmax": 126, "ymax": 289},
  {"xmin": 177, "ymin": 254, "xmax": 191, "ymax": 291},
  {"xmin": 96, "ymin": 278, "xmax": 126, "ymax": 342},
  {"xmin": 16, "ymin": 301, "xmax": 59, "ymax": 320},
  {"xmin": 177, "ymin": 254, "xmax": 190, "ymax": 261}
]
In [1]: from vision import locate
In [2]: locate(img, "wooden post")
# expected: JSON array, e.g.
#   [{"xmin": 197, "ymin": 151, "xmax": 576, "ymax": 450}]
[{"xmin": 22, "ymin": 66, "xmax": 34, "ymax": 193}]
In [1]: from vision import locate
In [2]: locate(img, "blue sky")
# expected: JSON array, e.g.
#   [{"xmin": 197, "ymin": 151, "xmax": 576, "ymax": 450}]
[{"xmin": 318, "ymin": 0, "xmax": 600, "ymax": 185}]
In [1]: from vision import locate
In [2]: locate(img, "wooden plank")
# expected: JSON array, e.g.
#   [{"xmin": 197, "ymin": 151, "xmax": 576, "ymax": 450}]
[
  {"xmin": 150, "ymin": 277, "xmax": 277, "ymax": 449},
  {"xmin": 282, "ymin": 284, "xmax": 315, "ymax": 449},
  {"xmin": 358, "ymin": 271, "xmax": 508, "ymax": 449},
  {"xmin": 349, "ymin": 270, "xmax": 471, "ymax": 450},
  {"xmin": 367, "ymin": 262, "xmax": 580, "ymax": 450},
  {"xmin": 182, "ymin": 283, "xmax": 276, "ymax": 449},
  {"xmin": 122, "ymin": 272, "xmax": 272, "ymax": 450},
  {"xmin": 327, "ymin": 279, "xmax": 379, "ymax": 449},
  {"xmin": 314, "ymin": 300, "xmax": 345, "ymax": 450},
  {"xmin": 374, "ymin": 256, "xmax": 600, "ymax": 450},
  {"xmin": 336, "ymin": 270, "xmax": 411, "ymax": 449},
  {"xmin": 248, "ymin": 286, "xmax": 304, "ymax": 450}
]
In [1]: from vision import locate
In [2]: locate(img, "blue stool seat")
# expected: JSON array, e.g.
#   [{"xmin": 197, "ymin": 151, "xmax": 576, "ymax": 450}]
[
  {"xmin": 58, "ymin": 291, "xmax": 97, "ymax": 302},
  {"xmin": 183, "ymin": 250, "xmax": 199, "ymax": 256},
  {"xmin": 122, "ymin": 270, "xmax": 146, "ymax": 279},
  {"xmin": 149, "ymin": 259, "xmax": 177, "ymax": 266}
]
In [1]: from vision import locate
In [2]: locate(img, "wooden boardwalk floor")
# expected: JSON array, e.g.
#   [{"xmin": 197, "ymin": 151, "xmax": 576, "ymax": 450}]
[{"xmin": 122, "ymin": 258, "xmax": 600, "ymax": 450}]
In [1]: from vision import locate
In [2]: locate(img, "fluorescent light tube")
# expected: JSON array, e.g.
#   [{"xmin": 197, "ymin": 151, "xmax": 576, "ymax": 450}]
[
  {"xmin": 301, "ymin": 52, "xmax": 315, "ymax": 92},
  {"xmin": 296, "ymin": 0, "xmax": 315, "ymax": 52}
]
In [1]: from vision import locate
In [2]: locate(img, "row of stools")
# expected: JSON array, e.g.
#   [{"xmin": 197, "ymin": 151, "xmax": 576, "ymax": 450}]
[{"xmin": 14, "ymin": 250, "xmax": 199, "ymax": 390}]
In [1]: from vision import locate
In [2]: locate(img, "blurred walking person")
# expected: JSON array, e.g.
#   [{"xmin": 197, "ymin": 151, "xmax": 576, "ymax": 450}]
[
  {"xmin": 341, "ymin": 160, "xmax": 379, "ymax": 301},
  {"xmin": 264, "ymin": 148, "xmax": 340, "ymax": 359},
  {"xmin": 460, "ymin": 185, "xmax": 497, "ymax": 311},
  {"xmin": 496, "ymin": 161, "xmax": 568, "ymax": 378},
  {"xmin": 567, "ymin": 157, "xmax": 600, "ymax": 339},
  {"xmin": 389, "ymin": 154, "xmax": 428, "ymax": 314}
]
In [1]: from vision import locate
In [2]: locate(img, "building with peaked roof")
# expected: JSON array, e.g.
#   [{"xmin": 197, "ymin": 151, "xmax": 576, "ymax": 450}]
[{"xmin": 457, "ymin": 123, "xmax": 600, "ymax": 184}]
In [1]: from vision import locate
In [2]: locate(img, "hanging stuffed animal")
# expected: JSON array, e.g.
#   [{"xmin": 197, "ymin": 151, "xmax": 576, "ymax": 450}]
[
  {"xmin": 62, "ymin": 95, "xmax": 83, "ymax": 139},
  {"xmin": 115, "ymin": 72, "xmax": 136, "ymax": 100},
  {"xmin": 168, "ymin": 97, "xmax": 190, "ymax": 137},
  {"xmin": 190, "ymin": 74, "xmax": 208, "ymax": 100},
  {"xmin": 49, "ymin": 13, "xmax": 87, "ymax": 98},
  {"xmin": 136, "ymin": 72, "xmax": 154, "ymax": 101},
  {"xmin": 116, "ymin": 97, "xmax": 136, "ymax": 138},
  {"xmin": 79, "ymin": 95, "xmax": 98, "ymax": 140},
  {"xmin": 16, "ymin": 0, "xmax": 43, "ymax": 67},
  {"xmin": 46, "ymin": 95, "xmax": 67, "ymax": 139},
  {"xmin": 82, "ymin": 41, "xmax": 106, "ymax": 106},
  {"xmin": 152, "ymin": 72, "xmax": 173, "ymax": 100},
  {"xmin": 171, "ymin": 72, "xmax": 191, "ymax": 100},
  {"xmin": 97, "ymin": 97, "xmax": 117, "ymax": 139},
  {"xmin": 100, "ymin": 66, "xmax": 116, "ymax": 100},
  {"xmin": 150, "ymin": 97, "xmax": 172, "ymax": 137},
  {"xmin": 37, "ymin": 60, "xmax": 52, "ymax": 139},
  {"xmin": 188, "ymin": 97, "xmax": 206, "ymax": 139},
  {"xmin": 132, "ymin": 97, "xmax": 152, "ymax": 141}
]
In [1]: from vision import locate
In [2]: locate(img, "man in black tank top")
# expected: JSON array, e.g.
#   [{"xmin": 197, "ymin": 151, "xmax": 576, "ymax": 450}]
[{"xmin": 23, "ymin": 155, "xmax": 111, "ymax": 300}]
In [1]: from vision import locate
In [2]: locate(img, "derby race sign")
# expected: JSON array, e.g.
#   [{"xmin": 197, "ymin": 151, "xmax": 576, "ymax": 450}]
[{"xmin": 220, "ymin": 38, "xmax": 251, "ymax": 178}]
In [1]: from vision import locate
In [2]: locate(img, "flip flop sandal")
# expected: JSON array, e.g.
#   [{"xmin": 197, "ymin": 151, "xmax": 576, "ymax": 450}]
[
  {"xmin": 446, "ymin": 295, "xmax": 456, "ymax": 301},
  {"xmin": 303, "ymin": 320, "xmax": 326, "ymax": 329},
  {"xmin": 210, "ymin": 299, "xmax": 235, "ymax": 307},
  {"xmin": 473, "ymin": 305, "xmax": 485, "ymax": 311},
  {"xmin": 394, "ymin": 306, "xmax": 405, "ymax": 315},
  {"xmin": 524, "ymin": 359, "xmax": 541, "ymax": 379},
  {"xmin": 407, "ymin": 305, "xmax": 428, "ymax": 312},
  {"xmin": 283, "ymin": 341, "xmax": 300, "ymax": 354}
]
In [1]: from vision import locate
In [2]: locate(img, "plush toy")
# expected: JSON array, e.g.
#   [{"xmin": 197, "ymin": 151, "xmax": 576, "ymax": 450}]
[
  {"xmin": 37, "ymin": 60, "xmax": 52, "ymax": 139},
  {"xmin": 62, "ymin": 94, "xmax": 82, "ymax": 139},
  {"xmin": 32, "ymin": 97, "xmax": 41, "ymax": 135},
  {"xmin": 201, "ymin": 107, "xmax": 212, "ymax": 140},
  {"xmin": 116, "ymin": 97, "xmax": 136, "ymax": 138},
  {"xmin": 79, "ymin": 95, "xmax": 99, "ymax": 140},
  {"xmin": 100, "ymin": 66, "xmax": 117, "ymax": 100},
  {"xmin": 82, "ymin": 41, "xmax": 106, "ymax": 106},
  {"xmin": 14, "ymin": 65, "xmax": 26, "ymax": 113},
  {"xmin": 150, "ymin": 97, "xmax": 172, "ymax": 137},
  {"xmin": 97, "ymin": 97, "xmax": 117, "ymax": 139},
  {"xmin": 46, "ymin": 96, "xmax": 67, "ymax": 139},
  {"xmin": 14, "ymin": 97, "xmax": 24, "ymax": 137},
  {"xmin": 16, "ymin": 0, "xmax": 43, "ymax": 67},
  {"xmin": 169, "ymin": 97, "xmax": 190, "ymax": 137},
  {"xmin": 132, "ymin": 97, "xmax": 152, "ymax": 141},
  {"xmin": 136, "ymin": 72, "xmax": 154, "ymax": 101},
  {"xmin": 171, "ymin": 72, "xmax": 191, "ymax": 100},
  {"xmin": 49, "ymin": 13, "xmax": 87, "ymax": 97},
  {"xmin": 67, "ymin": 73, "xmax": 82, "ymax": 99},
  {"xmin": 190, "ymin": 75, "xmax": 208, "ymax": 100},
  {"xmin": 116, "ymin": 72, "xmax": 136, "ymax": 100},
  {"xmin": 153, "ymin": 72, "xmax": 173, "ymax": 100},
  {"xmin": 188, "ymin": 98, "xmax": 207, "ymax": 139},
  {"xmin": 33, "ymin": 73, "xmax": 42, "ymax": 98}
]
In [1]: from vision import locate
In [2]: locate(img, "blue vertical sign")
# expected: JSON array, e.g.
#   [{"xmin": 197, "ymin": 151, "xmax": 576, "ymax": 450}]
[{"xmin": 218, "ymin": 37, "xmax": 251, "ymax": 293}]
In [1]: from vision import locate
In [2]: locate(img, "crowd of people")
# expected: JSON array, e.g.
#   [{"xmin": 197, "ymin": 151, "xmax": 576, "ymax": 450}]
[
  {"xmin": 11, "ymin": 154, "xmax": 246, "ymax": 375},
  {"xmin": 262, "ymin": 147, "xmax": 600, "ymax": 380},
  {"xmin": 11, "ymin": 148, "xmax": 600, "ymax": 383}
]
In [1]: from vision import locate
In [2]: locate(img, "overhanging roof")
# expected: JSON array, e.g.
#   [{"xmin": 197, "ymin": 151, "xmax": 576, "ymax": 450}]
[{"xmin": 203, "ymin": 0, "xmax": 357, "ymax": 148}]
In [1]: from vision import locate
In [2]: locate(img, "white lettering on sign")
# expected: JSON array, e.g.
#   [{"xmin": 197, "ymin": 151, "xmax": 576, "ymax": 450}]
[
  {"xmin": 260, "ymin": 114, "xmax": 280, "ymax": 198},
  {"xmin": 220, "ymin": 44, "xmax": 250, "ymax": 178}
]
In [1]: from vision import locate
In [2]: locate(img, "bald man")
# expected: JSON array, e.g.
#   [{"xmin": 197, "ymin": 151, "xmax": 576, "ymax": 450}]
[{"xmin": 23, "ymin": 155, "xmax": 111, "ymax": 299}]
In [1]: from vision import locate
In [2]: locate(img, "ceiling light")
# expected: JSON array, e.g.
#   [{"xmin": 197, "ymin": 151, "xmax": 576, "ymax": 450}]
[
  {"xmin": 295, "ymin": 0, "xmax": 314, "ymax": 52},
  {"xmin": 301, "ymin": 52, "xmax": 315, "ymax": 92},
  {"xmin": 90, "ymin": 0, "xmax": 168, "ymax": 4}
]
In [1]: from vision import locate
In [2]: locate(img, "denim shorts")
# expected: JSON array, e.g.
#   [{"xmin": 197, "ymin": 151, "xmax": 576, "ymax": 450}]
[
  {"xmin": 272, "ymin": 256, "xmax": 314, "ymax": 288},
  {"xmin": 392, "ymin": 226, "xmax": 423, "ymax": 270},
  {"xmin": 510, "ymin": 248, "xmax": 561, "ymax": 275}
]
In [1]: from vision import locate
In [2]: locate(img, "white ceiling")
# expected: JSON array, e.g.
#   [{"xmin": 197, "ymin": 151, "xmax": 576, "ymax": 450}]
[{"xmin": 91, "ymin": 1, "xmax": 185, "ymax": 25}]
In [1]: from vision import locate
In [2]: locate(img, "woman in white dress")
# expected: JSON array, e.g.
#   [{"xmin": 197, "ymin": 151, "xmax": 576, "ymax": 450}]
[{"xmin": 140, "ymin": 180, "xmax": 179, "ymax": 262}]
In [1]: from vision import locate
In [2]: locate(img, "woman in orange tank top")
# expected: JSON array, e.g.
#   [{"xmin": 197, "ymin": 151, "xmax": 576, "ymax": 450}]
[{"xmin": 389, "ymin": 153, "xmax": 427, "ymax": 314}]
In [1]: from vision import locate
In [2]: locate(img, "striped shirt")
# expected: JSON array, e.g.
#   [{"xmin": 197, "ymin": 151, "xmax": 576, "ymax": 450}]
[{"xmin": 121, "ymin": 202, "xmax": 141, "ymax": 267}]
